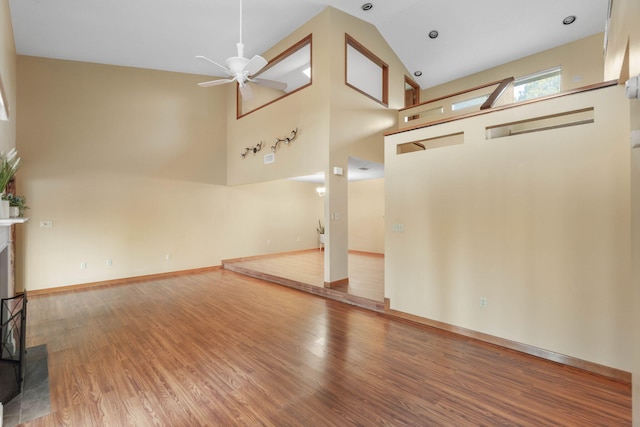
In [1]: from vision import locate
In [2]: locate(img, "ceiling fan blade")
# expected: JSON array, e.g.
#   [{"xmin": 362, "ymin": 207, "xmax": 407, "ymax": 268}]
[
  {"xmin": 251, "ymin": 78, "xmax": 287, "ymax": 91},
  {"xmin": 196, "ymin": 55, "xmax": 232, "ymax": 75},
  {"xmin": 239, "ymin": 84, "xmax": 254, "ymax": 100},
  {"xmin": 198, "ymin": 78, "xmax": 235, "ymax": 87},
  {"xmin": 245, "ymin": 55, "xmax": 268, "ymax": 76}
]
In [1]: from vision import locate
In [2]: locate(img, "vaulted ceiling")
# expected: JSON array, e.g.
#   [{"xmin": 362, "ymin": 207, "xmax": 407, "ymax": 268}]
[{"xmin": 8, "ymin": 0, "xmax": 609, "ymax": 89}]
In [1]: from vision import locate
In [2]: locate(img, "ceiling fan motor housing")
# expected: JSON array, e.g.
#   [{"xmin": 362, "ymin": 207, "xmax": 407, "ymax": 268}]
[{"xmin": 226, "ymin": 56, "xmax": 250, "ymax": 74}]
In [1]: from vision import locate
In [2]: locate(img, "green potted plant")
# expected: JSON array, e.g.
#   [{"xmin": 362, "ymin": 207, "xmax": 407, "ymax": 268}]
[
  {"xmin": 2, "ymin": 193, "xmax": 29, "ymax": 218},
  {"xmin": 0, "ymin": 148, "xmax": 21, "ymax": 219},
  {"xmin": 316, "ymin": 220, "xmax": 325, "ymax": 245},
  {"xmin": 0, "ymin": 148, "xmax": 21, "ymax": 193}
]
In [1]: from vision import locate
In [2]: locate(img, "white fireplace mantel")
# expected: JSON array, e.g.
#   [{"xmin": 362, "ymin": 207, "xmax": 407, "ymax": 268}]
[{"xmin": 0, "ymin": 218, "xmax": 28, "ymax": 227}]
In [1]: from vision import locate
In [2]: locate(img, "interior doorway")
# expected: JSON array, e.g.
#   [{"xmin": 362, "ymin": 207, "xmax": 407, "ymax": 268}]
[{"xmin": 404, "ymin": 75, "xmax": 420, "ymax": 108}]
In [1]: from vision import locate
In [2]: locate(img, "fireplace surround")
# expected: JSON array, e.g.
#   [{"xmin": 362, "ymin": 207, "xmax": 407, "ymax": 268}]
[{"xmin": 0, "ymin": 219, "xmax": 28, "ymax": 408}]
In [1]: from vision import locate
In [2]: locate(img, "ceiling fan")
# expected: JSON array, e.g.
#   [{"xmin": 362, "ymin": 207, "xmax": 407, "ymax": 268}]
[{"xmin": 196, "ymin": 0, "xmax": 287, "ymax": 100}]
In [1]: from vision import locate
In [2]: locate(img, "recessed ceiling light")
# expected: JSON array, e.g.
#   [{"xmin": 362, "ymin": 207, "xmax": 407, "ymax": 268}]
[
  {"xmin": 414, "ymin": 71, "xmax": 423, "ymax": 77},
  {"xmin": 563, "ymin": 15, "xmax": 576, "ymax": 25},
  {"xmin": 362, "ymin": 3, "xmax": 373, "ymax": 11},
  {"xmin": 428, "ymin": 30, "xmax": 439, "ymax": 39}
]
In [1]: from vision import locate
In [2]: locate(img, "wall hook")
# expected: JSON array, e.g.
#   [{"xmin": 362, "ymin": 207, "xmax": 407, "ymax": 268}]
[
  {"xmin": 241, "ymin": 141, "xmax": 264, "ymax": 158},
  {"xmin": 271, "ymin": 128, "xmax": 298, "ymax": 152}
]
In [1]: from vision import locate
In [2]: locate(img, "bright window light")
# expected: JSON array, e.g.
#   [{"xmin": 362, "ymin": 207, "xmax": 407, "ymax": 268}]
[
  {"xmin": 514, "ymin": 67, "xmax": 561, "ymax": 102},
  {"xmin": 452, "ymin": 95, "xmax": 489, "ymax": 111}
]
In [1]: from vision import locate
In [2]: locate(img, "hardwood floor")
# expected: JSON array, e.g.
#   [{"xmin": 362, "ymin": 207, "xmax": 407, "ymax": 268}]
[{"xmin": 23, "ymin": 270, "xmax": 630, "ymax": 426}]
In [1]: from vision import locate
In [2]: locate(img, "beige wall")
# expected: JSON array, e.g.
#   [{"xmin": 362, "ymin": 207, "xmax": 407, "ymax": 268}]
[
  {"xmin": 424, "ymin": 33, "xmax": 605, "ymax": 102},
  {"xmin": 0, "ymin": 0, "xmax": 16, "ymax": 152},
  {"xmin": 225, "ymin": 10, "xmax": 331, "ymax": 187},
  {"xmin": 603, "ymin": 0, "xmax": 640, "ymax": 423},
  {"xmin": 349, "ymin": 178, "xmax": 384, "ymax": 254},
  {"xmin": 323, "ymin": 8, "xmax": 406, "ymax": 281},
  {"xmin": 385, "ymin": 85, "xmax": 631, "ymax": 371},
  {"xmin": 225, "ymin": 7, "xmax": 404, "ymax": 185},
  {"xmin": 222, "ymin": 179, "xmax": 324, "ymax": 259},
  {"xmin": 15, "ymin": 57, "xmax": 324, "ymax": 291},
  {"xmin": 16, "ymin": 56, "xmax": 228, "ymax": 290},
  {"xmin": 632, "ymin": 105, "xmax": 640, "ymax": 425},
  {"xmin": 604, "ymin": 0, "xmax": 640, "ymax": 82}
]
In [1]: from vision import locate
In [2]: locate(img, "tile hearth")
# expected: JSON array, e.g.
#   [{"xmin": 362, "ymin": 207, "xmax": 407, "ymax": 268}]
[{"xmin": 2, "ymin": 345, "xmax": 50, "ymax": 427}]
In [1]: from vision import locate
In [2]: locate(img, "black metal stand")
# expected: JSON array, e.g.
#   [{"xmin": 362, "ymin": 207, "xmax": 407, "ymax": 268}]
[{"xmin": 0, "ymin": 293, "xmax": 27, "ymax": 405}]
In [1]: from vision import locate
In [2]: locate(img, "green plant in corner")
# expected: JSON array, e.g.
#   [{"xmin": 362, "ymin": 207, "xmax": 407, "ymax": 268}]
[
  {"xmin": 0, "ymin": 148, "xmax": 21, "ymax": 194},
  {"xmin": 2, "ymin": 193, "xmax": 29, "ymax": 217},
  {"xmin": 316, "ymin": 220, "xmax": 324, "ymax": 234}
]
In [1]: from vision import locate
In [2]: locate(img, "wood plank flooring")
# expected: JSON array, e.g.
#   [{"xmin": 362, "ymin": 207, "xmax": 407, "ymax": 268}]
[{"xmin": 23, "ymin": 270, "xmax": 631, "ymax": 426}]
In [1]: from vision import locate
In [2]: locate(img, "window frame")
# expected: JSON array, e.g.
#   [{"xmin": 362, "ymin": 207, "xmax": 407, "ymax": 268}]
[
  {"xmin": 237, "ymin": 34, "xmax": 313, "ymax": 119},
  {"xmin": 404, "ymin": 75, "xmax": 420, "ymax": 108},
  {"xmin": 345, "ymin": 34, "xmax": 389, "ymax": 107},
  {"xmin": 513, "ymin": 66, "xmax": 562, "ymax": 102}
]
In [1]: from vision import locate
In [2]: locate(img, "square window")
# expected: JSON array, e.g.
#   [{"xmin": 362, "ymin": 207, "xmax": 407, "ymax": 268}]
[{"xmin": 345, "ymin": 34, "xmax": 389, "ymax": 107}]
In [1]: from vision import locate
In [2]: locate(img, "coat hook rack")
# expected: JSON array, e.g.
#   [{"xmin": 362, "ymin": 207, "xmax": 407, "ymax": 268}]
[
  {"xmin": 241, "ymin": 141, "xmax": 264, "ymax": 158},
  {"xmin": 271, "ymin": 128, "xmax": 298, "ymax": 152}
]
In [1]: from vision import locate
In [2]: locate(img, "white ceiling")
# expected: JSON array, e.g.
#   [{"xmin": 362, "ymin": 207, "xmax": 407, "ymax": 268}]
[{"xmin": 8, "ymin": 0, "xmax": 609, "ymax": 89}]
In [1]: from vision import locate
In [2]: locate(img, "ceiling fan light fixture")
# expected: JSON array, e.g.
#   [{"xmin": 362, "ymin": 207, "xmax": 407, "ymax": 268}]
[
  {"xmin": 196, "ymin": 0, "xmax": 272, "ymax": 100},
  {"xmin": 428, "ymin": 30, "xmax": 439, "ymax": 39},
  {"xmin": 362, "ymin": 3, "xmax": 373, "ymax": 11},
  {"xmin": 563, "ymin": 15, "xmax": 576, "ymax": 25}
]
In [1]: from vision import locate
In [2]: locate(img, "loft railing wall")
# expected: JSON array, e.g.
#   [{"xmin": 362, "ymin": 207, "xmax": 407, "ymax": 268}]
[{"xmin": 398, "ymin": 77, "xmax": 515, "ymax": 129}]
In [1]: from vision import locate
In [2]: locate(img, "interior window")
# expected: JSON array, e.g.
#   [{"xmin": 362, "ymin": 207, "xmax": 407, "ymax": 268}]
[
  {"xmin": 513, "ymin": 67, "xmax": 561, "ymax": 102},
  {"xmin": 345, "ymin": 34, "xmax": 388, "ymax": 106},
  {"xmin": 238, "ymin": 35, "xmax": 312, "ymax": 117}
]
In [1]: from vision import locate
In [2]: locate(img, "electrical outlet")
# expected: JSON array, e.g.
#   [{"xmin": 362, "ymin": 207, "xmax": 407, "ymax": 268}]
[
  {"xmin": 165, "ymin": 254, "xmax": 171, "ymax": 261},
  {"xmin": 80, "ymin": 262, "xmax": 87, "ymax": 270},
  {"xmin": 480, "ymin": 297, "xmax": 488, "ymax": 308},
  {"xmin": 40, "ymin": 221, "xmax": 53, "ymax": 228},
  {"xmin": 392, "ymin": 223, "xmax": 404, "ymax": 232},
  {"xmin": 106, "ymin": 259, "xmax": 112, "ymax": 267}
]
